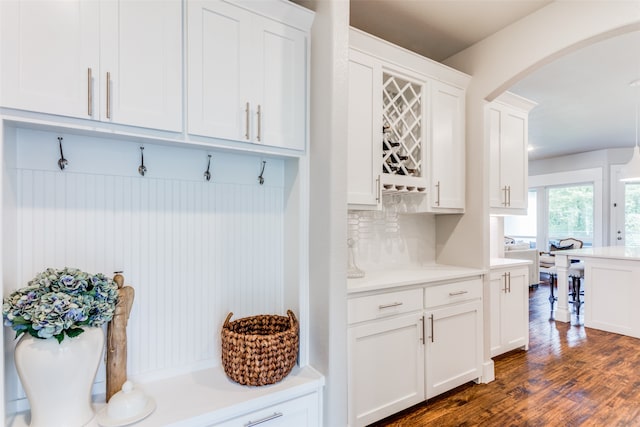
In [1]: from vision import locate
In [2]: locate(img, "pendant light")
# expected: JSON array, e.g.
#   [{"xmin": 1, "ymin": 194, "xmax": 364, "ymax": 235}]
[{"xmin": 620, "ymin": 79, "xmax": 640, "ymax": 182}]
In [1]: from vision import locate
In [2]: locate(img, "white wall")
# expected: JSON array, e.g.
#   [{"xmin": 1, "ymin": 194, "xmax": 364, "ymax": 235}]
[
  {"xmin": 2, "ymin": 127, "xmax": 291, "ymax": 414},
  {"xmin": 441, "ymin": 2, "xmax": 640, "ymax": 271},
  {"xmin": 308, "ymin": 1, "xmax": 349, "ymax": 425}
]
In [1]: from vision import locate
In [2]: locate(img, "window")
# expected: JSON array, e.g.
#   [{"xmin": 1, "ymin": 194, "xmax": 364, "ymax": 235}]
[
  {"xmin": 624, "ymin": 183, "xmax": 640, "ymax": 246},
  {"xmin": 547, "ymin": 184, "xmax": 594, "ymax": 246}
]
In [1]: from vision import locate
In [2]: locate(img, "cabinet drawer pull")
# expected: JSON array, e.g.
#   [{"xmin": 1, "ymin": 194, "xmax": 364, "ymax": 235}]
[
  {"xmin": 435, "ymin": 181, "xmax": 441, "ymax": 206},
  {"xmin": 429, "ymin": 314, "xmax": 434, "ymax": 343},
  {"xmin": 245, "ymin": 412, "xmax": 283, "ymax": 427},
  {"xmin": 256, "ymin": 104, "xmax": 262, "ymax": 142},
  {"xmin": 106, "ymin": 71, "xmax": 111, "ymax": 119},
  {"xmin": 87, "ymin": 68, "xmax": 93, "ymax": 116},
  {"xmin": 245, "ymin": 102, "xmax": 250, "ymax": 140},
  {"xmin": 378, "ymin": 302, "xmax": 403, "ymax": 309},
  {"xmin": 448, "ymin": 290, "xmax": 468, "ymax": 296}
]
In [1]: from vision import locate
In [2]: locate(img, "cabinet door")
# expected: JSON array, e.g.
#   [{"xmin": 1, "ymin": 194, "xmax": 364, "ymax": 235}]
[
  {"xmin": 430, "ymin": 81, "xmax": 465, "ymax": 210},
  {"xmin": 347, "ymin": 49, "xmax": 382, "ymax": 209},
  {"xmin": 100, "ymin": 0, "xmax": 182, "ymax": 131},
  {"xmin": 490, "ymin": 267, "xmax": 529, "ymax": 357},
  {"xmin": 256, "ymin": 17, "xmax": 307, "ymax": 150},
  {"xmin": 425, "ymin": 300, "xmax": 482, "ymax": 399},
  {"xmin": 488, "ymin": 102, "xmax": 529, "ymax": 212},
  {"xmin": 211, "ymin": 392, "xmax": 320, "ymax": 427},
  {"xmin": 348, "ymin": 313, "xmax": 425, "ymax": 427},
  {"xmin": 188, "ymin": 0, "xmax": 252, "ymax": 141},
  {"xmin": 500, "ymin": 106, "xmax": 528, "ymax": 209},
  {"xmin": 1, "ymin": 0, "xmax": 100, "ymax": 118}
]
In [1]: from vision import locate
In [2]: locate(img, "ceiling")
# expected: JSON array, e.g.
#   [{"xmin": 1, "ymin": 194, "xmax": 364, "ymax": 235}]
[{"xmin": 348, "ymin": 0, "xmax": 640, "ymax": 161}]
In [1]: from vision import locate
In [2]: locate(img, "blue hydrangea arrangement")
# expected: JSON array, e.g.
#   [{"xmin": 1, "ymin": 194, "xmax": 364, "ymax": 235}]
[{"xmin": 2, "ymin": 268, "xmax": 119, "ymax": 343}]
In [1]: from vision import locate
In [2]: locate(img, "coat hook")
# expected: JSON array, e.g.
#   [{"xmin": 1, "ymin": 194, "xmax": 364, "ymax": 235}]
[
  {"xmin": 57, "ymin": 137, "xmax": 68, "ymax": 170},
  {"xmin": 138, "ymin": 146, "xmax": 147, "ymax": 177},
  {"xmin": 258, "ymin": 160, "xmax": 266, "ymax": 185},
  {"xmin": 204, "ymin": 154, "xmax": 212, "ymax": 181}
]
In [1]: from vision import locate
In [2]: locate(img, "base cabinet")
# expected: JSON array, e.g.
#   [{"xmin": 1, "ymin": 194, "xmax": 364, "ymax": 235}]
[
  {"xmin": 348, "ymin": 277, "xmax": 483, "ymax": 426},
  {"xmin": 489, "ymin": 266, "xmax": 529, "ymax": 357},
  {"xmin": 425, "ymin": 300, "xmax": 482, "ymax": 398},
  {"xmin": 348, "ymin": 312, "xmax": 425, "ymax": 427}
]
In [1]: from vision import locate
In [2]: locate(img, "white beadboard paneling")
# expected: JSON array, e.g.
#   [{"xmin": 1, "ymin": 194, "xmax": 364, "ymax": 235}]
[{"xmin": 5, "ymin": 131, "xmax": 288, "ymax": 410}]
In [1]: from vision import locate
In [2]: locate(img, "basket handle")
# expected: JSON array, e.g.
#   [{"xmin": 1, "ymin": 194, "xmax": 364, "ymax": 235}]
[
  {"xmin": 223, "ymin": 312, "xmax": 234, "ymax": 328},
  {"xmin": 286, "ymin": 310, "xmax": 297, "ymax": 327}
]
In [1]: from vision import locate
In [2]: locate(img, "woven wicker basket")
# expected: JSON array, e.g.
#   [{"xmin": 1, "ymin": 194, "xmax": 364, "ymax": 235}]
[{"xmin": 221, "ymin": 310, "xmax": 299, "ymax": 386}]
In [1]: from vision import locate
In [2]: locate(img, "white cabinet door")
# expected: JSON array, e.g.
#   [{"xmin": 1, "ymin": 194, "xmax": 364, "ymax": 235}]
[
  {"xmin": 488, "ymin": 94, "xmax": 534, "ymax": 214},
  {"xmin": 425, "ymin": 300, "xmax": 482, "ymax": 399},
  {"xmin": 256, "ymin": 18, "xmax": 307, "ymax": 150},
  {"xmin": 430, "ymin": 80, "xmax": 465, "ymax": 211},
  {"xmin": 490, "ymin": 267, "xmax": 529, "ymax": 357},
  {"xmin": 347, "ymin": 49, "xmax": 382, "ymax": 209},
  {"xmin": 211, "ymin": 392, "xmax": 320, "ymax": 427},
  {"xmin": 188, "ymin": 0, "xmax": 308, "ymax": 150},
  {"xmin": 1, "ymin": 0, "xmax": 100, "ymax": 118},
  {"xmin": 188, "ymin": 0, "xmax": 251, "ymax": 141},
  {"xmin": 100, "ymin": 0, "xmax": 182, "ymax": 131},
  {"xmin": 348, "ymin": 312, "xmax": 425, "ymax": 427}
]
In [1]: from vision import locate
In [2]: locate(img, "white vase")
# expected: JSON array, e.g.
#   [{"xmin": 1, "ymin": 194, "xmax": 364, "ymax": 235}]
[{"xmin": 14, "ymin": 327, "xmax": 105, "ymax": 427}]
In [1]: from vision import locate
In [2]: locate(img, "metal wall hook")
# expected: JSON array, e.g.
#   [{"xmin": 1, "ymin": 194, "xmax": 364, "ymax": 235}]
[
  {"xmin": 57, "ymin": 137, "xmax": 68, "ymax": 170},
  {"xmin": 258, "ymin": 160, "xmax": 266, "ymax": 185},
  {"xmin": 204, "ymin": 154, "xmax": 212, "ymax": 181},
  {"xmin": 138, "ymin": 146, "xmax": 147, "ymax": 176}
]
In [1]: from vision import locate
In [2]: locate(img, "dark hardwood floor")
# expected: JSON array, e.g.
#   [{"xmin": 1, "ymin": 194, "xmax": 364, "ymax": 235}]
[{"xmin": 369, "ymin": 281, "xmax": 640, "ymax": 426}]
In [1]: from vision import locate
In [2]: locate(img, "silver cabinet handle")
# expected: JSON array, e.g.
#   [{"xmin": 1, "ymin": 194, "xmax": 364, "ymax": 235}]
[
  {"xmin": 508, "ymin": 271, "xmax": 511, "ymax": 292},
  {"xmin": 449, "ymin": 290, "xmax": 468, "ymax": 296},
  {"xmin": 429, "ymin": 314, "xmax": 434, "ymax": 343},
  {"xmin": 256, "ymin": 104, "xmax": 262, "ymax": 142},
  {"xmin": 376, "ymin": 176, "xmax": 381, "ymax": 203},
  {"xmin": 420, "ymin": 316, "xmax": 425, "ymax": 344},
  {"xmin": 245, "ymin": 102, "xmax": 250, "ymax": 140},
  {"xmin": 435, "ymin": 181, "xmax": 441, "ymax": 206},
  {"xmin": 507, "ymin": 185, "xmax": 511, "ymax": 206},
  {"xmin": 106, "ymin": 72, "xmax": 111, "ymax": 119},
  {"xmin": 502, "ymin": 186, "xmax": 508, "ymax": 206},
  {"xmin": 245, "ymin": 412, "xmax": 283, "ymax": 427},
  {"xmin": 378, "ymin": 302, "xmax": 403, "ymax": 309},
  {"xmin": 87, "ymin": 68, "xmax": 93, "ymax": 116}
]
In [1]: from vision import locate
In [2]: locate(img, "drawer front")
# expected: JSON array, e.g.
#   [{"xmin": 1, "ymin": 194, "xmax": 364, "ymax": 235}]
[
  {"xmin": 348, "ymin": 288, "xmax": 423, "ymax": 324},
  {"xmin": 424, "ymin": 278, "xmax": 482, "ymax": 308},
  {"xmin": 211, "ymin": 392, "xmax": 320, "ymax": 427}
]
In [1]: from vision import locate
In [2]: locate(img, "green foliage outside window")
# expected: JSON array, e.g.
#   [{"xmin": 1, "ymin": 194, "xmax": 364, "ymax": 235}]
[
  {"xmin": 548, "ymin": 185, "xmax": 593, "ymax": 244},
  {"xmin": 625, "ymin": 183, "xmax": 640, "ymax": 246}
]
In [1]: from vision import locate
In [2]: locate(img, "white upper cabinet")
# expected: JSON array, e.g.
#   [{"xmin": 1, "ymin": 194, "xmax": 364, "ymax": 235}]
[
  {"xmin": 0, "ymin": 0, "xmax": 183, "ymax": 132},
  {"xmin": 1, "ymin": 1, "xmax": 100, "ymax": 119},
  {"xmin": 347, "ymin": 49, "xmax": 382, "ymax": 209},
  {"xmin": 188, "ymin": 0, "xmax": 309, "ymax": 150},
  {"xmin": 430, "ymin": 81, "xmax": 465, "ymax": 211},
  {"xmin": 488, "ymin": 92, "xmax": 537, "ymax": 214},
  {"xmin": 347, "ymin": 28, "xmax": 470, "ymax": 213},
  {"xmin": 100, "ymin": 1, "xmax": 183, "ymax": 131}
]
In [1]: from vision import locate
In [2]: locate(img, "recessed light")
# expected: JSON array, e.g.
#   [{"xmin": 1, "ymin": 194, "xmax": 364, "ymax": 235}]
[{"xmin": 631, "ymin": 79, "xmax": 640, "ymax": 87}]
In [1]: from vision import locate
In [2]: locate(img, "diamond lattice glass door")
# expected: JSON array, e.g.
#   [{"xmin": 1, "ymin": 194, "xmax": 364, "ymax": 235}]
[{"xmin": 382, "ymin": 72, "xmax": 423, "ymax": 179}]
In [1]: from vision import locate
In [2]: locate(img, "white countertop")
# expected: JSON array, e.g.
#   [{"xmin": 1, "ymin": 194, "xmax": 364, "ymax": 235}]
[
  {"xmin": 7, "ymin": 365, "xmax": 324, "ymax": 427},
  {"xmin": 552, "ymin": 246, "xmax": 640, "ymax": 261},
  {"xmin": 490, "ymin": 257, "xmax": 532, "ymax": 269},
  {"xmin": 347, "ymin": 264, "xmax": 486, "ymax": 294}
]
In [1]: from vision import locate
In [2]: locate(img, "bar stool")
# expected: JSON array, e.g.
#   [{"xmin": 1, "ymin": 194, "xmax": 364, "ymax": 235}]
[{"xmin": 568, "ymin": 261, "xmax": 584, "ymax": 315}]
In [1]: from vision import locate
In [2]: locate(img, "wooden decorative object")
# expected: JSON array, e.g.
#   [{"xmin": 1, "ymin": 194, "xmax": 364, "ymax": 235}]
[
  {"xmin": 221, "ymin": 310, "xmax": 299, "ymax": 386},
  {"xmin": 106, "ymin": 272, "xmax": 135, "ymax": 401}
]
